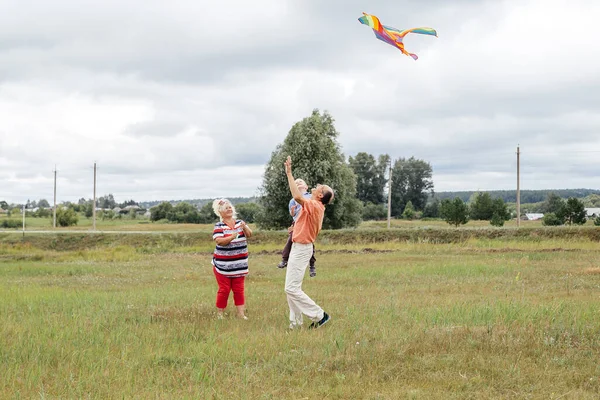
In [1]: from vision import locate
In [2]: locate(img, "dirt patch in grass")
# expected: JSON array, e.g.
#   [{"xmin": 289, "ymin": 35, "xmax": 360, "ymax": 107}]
[
  {"xmin": 581, "ymin": 267, "xmax": 600, "ymax": 275},
  {"xmin": 470, "ymin": 248, "xmax": 584, "ymax": 254},
  {"xmin": 149, "ymin": 306, "xmax": 214, "ymax": 324},
  {"xmin": 254, "ymin": 248, "xmax": 394, "ymax": 256}
]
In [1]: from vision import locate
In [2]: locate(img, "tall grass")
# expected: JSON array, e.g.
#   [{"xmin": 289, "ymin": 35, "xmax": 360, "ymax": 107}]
[{"xmin": 1, "ymin": 235, "xmax": 600, "ymax": 398}]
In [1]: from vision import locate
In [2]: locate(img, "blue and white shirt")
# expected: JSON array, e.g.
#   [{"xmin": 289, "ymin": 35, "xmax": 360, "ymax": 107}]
[{"xmin": 289, "ymin": 192, "xmax": 312, "ymax": 222}]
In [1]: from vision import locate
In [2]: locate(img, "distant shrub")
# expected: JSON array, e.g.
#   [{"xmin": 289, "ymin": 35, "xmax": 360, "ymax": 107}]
[
  {"xmin": 362, "ymin": 202, "xmax": 387, "ymax": 221},
  {"xmin": 490, "ymin": 213, "xmax": 505, "ymax": 227},
  {"xmin": 440, "ymin": 198, "xmax": 469, "ymax": 227},
  {"xmin": 1, "ymin": 219, "xmax": 21, "ymax": 229},
  {"xmin": 56, "ymin": 208, "xmax": 79, "ymax": 227},
  {"xmin": 402, "ymin": 201, "xmax": 415, "ymax": 220},
  {"xmin": 102, "ymin": 210, "xmax": 115, "ymax": 220},
  {"xmin": 595, "ymin": 216, "xmax": 600, "ymax": 226},
  {"xmin": 236, "ymin": 203, "xmax": 261, "ymax": 223},
  {"xmin": 542, "ymin": 212, "xmax": 563, "ymax": 226}
]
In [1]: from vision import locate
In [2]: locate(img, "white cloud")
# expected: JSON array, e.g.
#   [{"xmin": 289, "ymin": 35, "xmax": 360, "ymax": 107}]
[{"xmin": 1, "ymin": 0, "xmax": 599, "ymax": 204}]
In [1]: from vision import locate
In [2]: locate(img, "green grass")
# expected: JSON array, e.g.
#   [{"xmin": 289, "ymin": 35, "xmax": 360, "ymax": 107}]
[{"xmin": 1, "ymin": 233, "xmax": 600, "ymax": 398}]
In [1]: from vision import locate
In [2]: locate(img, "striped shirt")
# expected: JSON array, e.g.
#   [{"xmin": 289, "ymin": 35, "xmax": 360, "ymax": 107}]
[{"xmin": 211, "ymin": 220, "xmax": 249, "ymax": 277}]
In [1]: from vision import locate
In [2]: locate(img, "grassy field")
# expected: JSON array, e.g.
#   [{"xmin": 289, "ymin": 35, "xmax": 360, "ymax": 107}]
[
  {"xmin": 0, "ymin": 214, "xmax": 550, "ymax": 231},
  {"xmin": 2, "ymin": 214, "xmax": 599, "ymax": 233},
  {"xmin": 1, "ymin": 229, "xmax": 600, "ymax": 398}
]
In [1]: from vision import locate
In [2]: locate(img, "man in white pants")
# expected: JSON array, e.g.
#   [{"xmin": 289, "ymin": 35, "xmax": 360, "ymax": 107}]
[{"xmin": 284, "ymin": 156, "xmax": 334, "ymax": 329}]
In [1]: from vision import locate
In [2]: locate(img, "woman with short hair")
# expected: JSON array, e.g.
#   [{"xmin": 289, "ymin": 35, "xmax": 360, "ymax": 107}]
[{"xmin": 211, "ymin": 198, "xmax": 252, "ymax": 319}]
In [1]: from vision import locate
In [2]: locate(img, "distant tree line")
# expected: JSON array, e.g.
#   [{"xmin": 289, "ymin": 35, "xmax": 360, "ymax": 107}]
[
  {"xmin": 3, "ymin": 111, "xmax": 600, "ymax": 229},
  {"xmin": 148, "ymin": 200, "xmax": 260, "ymax": 224},
  {"xmin": 438, "ymin": 193, "xmax": 512, "ymax": 227},
  {"xmin": 346, "ymin": 151, "xmax": 436, "ymax": 221},
  {"xmin": 141, "ymin": 197, "xmax": 258, "ymax": 210},
  {"xmin": 437, "ymin": 192, "xmax": 596, "ymax": 227},
  {"xmin": 0, "ymin": 196, "xmax": 146, "ymax": 227},
  {"xmin": 436, "ymin": 189, "xmax": 600, "ymax": 204}
]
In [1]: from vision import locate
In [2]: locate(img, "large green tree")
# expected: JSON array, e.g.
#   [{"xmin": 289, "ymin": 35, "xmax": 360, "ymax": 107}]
[
  {"xmin": 37, "ymin": 199, "xmax": 50, "ymax": 208},
  {"xmin": 390, "ymin": 157, "xmax": 434, "ymax": 216},
  {"xmin": 257, "ymin": 109, "xmax": 362, "ymax": 230},
  {"xmin": 490, "ymin": 198, "xmax": 511, "ymax": 226},
  {"xmin": 541, "ymin": 192, "xmax": 566, "ymax": 215},
  {"xmin": 198, "ymin": 202, "xmax": 218, "ymax": 224},
  {"xmin": 150, "ymin": 202, "xmax": 173, "ymax": 221},
  {"xmin": 167, "ymin": 202, "xmax": 200, "ymax": 223},
  {"xmin": 236, "ymin": 202, "xmax": 261, "ymax": 223},
  {"xmin": 348, "ymin": 152, "xmax": 389, "ymax": 205},
  {"xmin": 563, "ymin": 197, "xmax": 587, "ymax": 225},
  {"xmin": 422, "ymin": 198, "xmax": 440, "ymax": 218},
  {"xmin": 98, "ymin": 194, "xmax": 116, "ymax": 209},
  {"xmin": 362, "ymin": 202, "xmax": 387, "ymax": 220},
  {"xmin": 469, "ymin": 192, "xmax": 494, "ymax": 220},
  {"xmin": 583, "ymin": 194, "xmax": 600, "ymax": 207}
]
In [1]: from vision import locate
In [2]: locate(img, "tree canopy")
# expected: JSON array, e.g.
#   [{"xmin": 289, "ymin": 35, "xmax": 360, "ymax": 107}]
[
  {"xmin": 348, "ymin": 152, "xmax": 389, "ymax": 205},
  {"xmin": 257, "ymin": 109, "xmax": 362, "ymax": 230},
  {"xmin": 440, "ymin": 197, "xmax": 469, "ymax": 227},
  {"xmin": 390, "ymin": 157, "xmax": 433, "ymax": 216}
]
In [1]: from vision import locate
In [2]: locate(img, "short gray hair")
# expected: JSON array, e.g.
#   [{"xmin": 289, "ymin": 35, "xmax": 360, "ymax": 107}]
[{"xmin": 212, "ymin": 198, "xmax": 237, "ymax": 222}]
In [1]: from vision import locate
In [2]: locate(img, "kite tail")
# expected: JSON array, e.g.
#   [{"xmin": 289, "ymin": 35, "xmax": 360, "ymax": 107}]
[{"xmin": 409, "ymin": 53, "xmax": 418, "ymax": 60}]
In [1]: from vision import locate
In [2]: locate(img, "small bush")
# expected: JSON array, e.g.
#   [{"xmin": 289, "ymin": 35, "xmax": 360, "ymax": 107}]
[
  {"xmin": 490, "ymin": 213, "xmax": 505, "ymax": 227},
  {"xmin": 402, "ymin": 201, "xmax": 415, "ymax": 220},
  {"xmin": 56, "ymin": 208, "xmax": 79, "ymax": 227},
  {"xmin": 1, "ymin": 219, "xmax": 21, "ymax": 229},
  {"xmin": 595, "ymin": 216, "xmax": 600, "ymax": 226},
  {"xmin": 542, "ymin": 212, "xmax": 563, "ymax": 226},
  {"xmin": 362, "ymin": 202, "xmax": 387, "ymax": 221}
]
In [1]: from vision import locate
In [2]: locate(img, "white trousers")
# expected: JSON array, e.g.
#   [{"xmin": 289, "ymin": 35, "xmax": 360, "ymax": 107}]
[{"xmin": 285, "ymin": 242, "xmax": 324, "ymax": 326}]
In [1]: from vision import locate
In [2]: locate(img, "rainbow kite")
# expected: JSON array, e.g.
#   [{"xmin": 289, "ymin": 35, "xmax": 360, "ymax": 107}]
[{"xmin": 358, "ymin": 12, "xmax": 437, "ymax": 60}]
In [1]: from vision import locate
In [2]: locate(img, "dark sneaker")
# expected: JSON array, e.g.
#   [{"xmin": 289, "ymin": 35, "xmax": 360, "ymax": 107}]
[
  {"xmin": 309, "ymin": 266, "xmax": 316, "ymax": 277},
  {"xmin": 277, "ymin": 261, "xmax": 287, "ymax": 269},
  {"xmin": 309, "ymin": 312, "xmax": 330, "ymax": 329}
]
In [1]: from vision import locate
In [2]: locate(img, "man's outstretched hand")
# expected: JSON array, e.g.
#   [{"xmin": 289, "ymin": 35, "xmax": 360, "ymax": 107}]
[{"xmin": 284, "ymin": 156, "xmax": 292, "ymax": 175}]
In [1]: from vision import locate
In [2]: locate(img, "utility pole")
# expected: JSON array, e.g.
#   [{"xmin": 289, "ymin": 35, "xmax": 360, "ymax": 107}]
[
  {"xmin": 387, "ymin": 159, "xmax": 393, "ymax": 229},
  {"xmin": 93, "ymin": 162, "xmax": 97, "ymax": 231},
  {"xmin": 53, "ymin": 165, "xmax": 57, "ymax": 228},
  {"xmin": 516, "ymin": 145, "xmax": 520, "ymax": 227}
]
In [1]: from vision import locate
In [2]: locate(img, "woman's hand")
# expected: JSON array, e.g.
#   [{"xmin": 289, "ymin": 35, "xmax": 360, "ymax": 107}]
[{"xmin": 239, "ymin": 221, "xmax": 252, "ymax": 238}]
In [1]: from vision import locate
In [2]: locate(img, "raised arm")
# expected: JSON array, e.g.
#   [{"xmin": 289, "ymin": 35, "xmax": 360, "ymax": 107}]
[
  {"xmin": 215, "ymin": 233, "xmax": 238, "ymax": 246},
  {"xmin": 284, "ymin": 156, "xmax": 306, "ymax": 205}
]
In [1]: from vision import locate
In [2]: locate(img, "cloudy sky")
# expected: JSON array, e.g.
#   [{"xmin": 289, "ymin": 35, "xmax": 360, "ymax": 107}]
[{"xmin": 1, "ymin": 0, "xmax": 599, "ymax": 204}]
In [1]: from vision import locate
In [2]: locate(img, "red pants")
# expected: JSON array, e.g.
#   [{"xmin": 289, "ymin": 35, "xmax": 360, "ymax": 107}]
[{"xmin": 213, "ymin": 268, "xmax": 245, "ymax": 308}]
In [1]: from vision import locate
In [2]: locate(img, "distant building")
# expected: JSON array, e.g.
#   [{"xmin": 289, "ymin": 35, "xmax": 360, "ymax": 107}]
[
  {"xmin": 525, "ymin": 213, "xmax": 544, "ymax": 221},
  {"xmin": 585, "ymin": 208, "xmax": 600, "ymax": 218}
]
